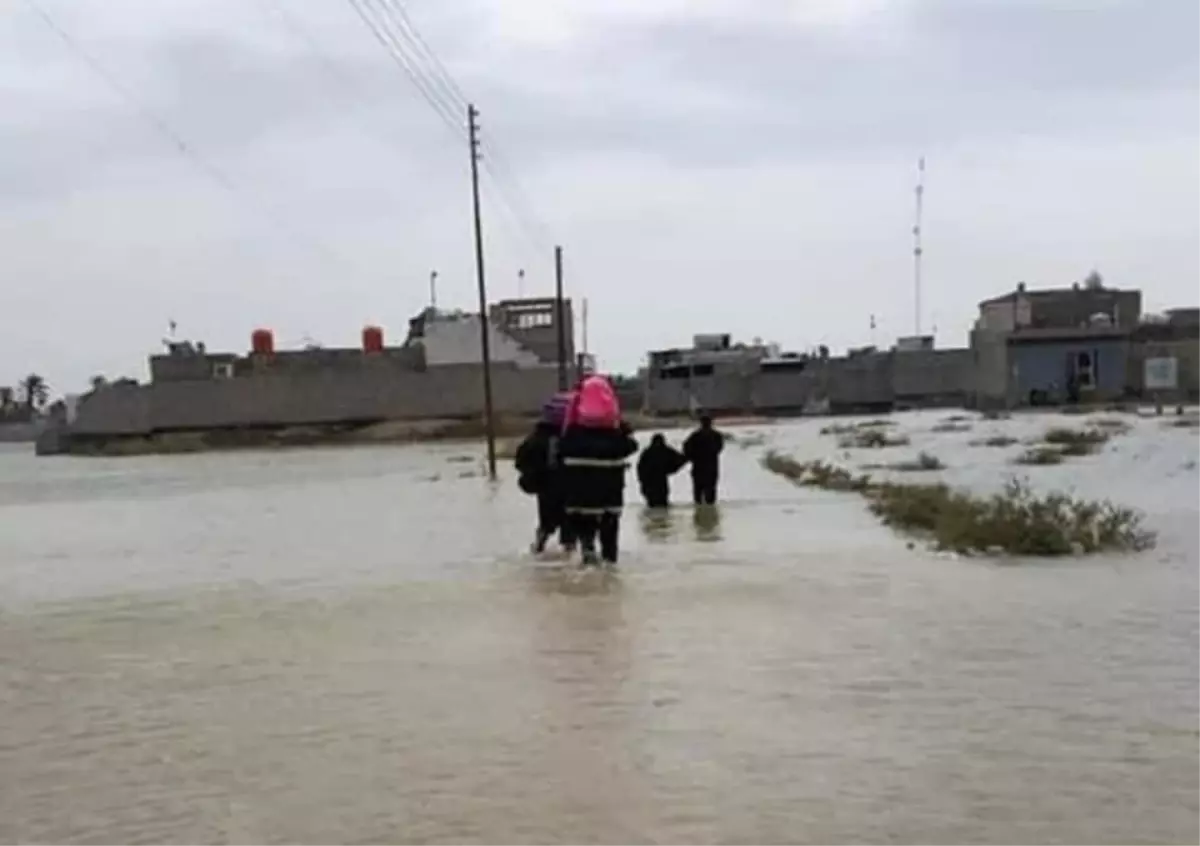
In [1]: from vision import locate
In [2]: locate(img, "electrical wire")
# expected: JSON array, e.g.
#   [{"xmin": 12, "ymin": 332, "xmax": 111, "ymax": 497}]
[
  {"xmin": 342, "ymin": 0, "xmax": 558, "ymax": 251},
  {"xmin": 21, "ymin": 0, "xmax": 382, "ymax": 282}
]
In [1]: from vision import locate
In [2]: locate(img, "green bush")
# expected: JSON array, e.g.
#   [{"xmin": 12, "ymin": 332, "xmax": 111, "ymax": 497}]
[
  {"xmin": 1015, "ymin": 446, "xmax": 1066, "ymax": 466},
  {"xmin": 761, "ymin": 452, "xmax": 1153, "ymax": 557},
  {"xmin": 974, "ymin": 434, "xmax": 1019, "ymax": 448},
  {"xmin": 866, "ymin": 451, "xmax": 946, "ymax": 472},
  {"xmin": 1043, "ymin": 426, "xmax": 1109, "ymax": 448},
  {"xmin": 820, "ymin": 418, "xmax": 894, "ymax": 436}
]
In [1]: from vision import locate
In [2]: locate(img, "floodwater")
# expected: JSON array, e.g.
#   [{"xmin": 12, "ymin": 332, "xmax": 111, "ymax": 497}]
[{"xmin": 1, "ymin": 411, "xmax": 1197, "ymax": 844}]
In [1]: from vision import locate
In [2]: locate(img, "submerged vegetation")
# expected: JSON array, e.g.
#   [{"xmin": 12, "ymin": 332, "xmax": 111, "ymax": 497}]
[
  {"xmin": 1006, "ymin": 425, "xmax": 1121, "ymax": 466},
  {"xmin": 819, "ymin": 418, "xmax": 894, "ymax": 436},
  {"xmin": 837, "ymin": 428, "xmax": 911, "ymax": 449},
  {"xmin": 762, "ymin": 451, "xmax": 1154, "ymax": 557},
  {"xmin": 864, "ymin": 451, "xmax": 946, "ymax": 472},
  {"xmin": 1015, "ymin": 446, "xmax": 1066, "ymax": 466},
  {"xmin": 973, "ymin": 434, "xmax": 1020, "ymax": 448}
]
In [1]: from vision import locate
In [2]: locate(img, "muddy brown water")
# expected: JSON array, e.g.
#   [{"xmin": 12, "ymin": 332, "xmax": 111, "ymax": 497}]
[{"xmin": 1, "ymin": 412, "xmax": 1197, "ymax": 844}]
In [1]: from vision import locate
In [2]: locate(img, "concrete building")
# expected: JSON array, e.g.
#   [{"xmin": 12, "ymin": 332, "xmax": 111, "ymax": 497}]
[
  {"xmin": 642, "ymin": 333, "xmax": 973, "ymax": 416},
  {"xmin": 976, "ymin": 280, "xmax": 1142, "ymax": 334},
  {"xmin": 643, "ymin": 334, "xmax": 775, "ymax": 415},
  {"xmin": 971, "ymin": 280, "xmax": 1141, "ymax": 408},
  {"xmin": 62, "ymin": 297, "xmax": 575, "ymax": 442}
]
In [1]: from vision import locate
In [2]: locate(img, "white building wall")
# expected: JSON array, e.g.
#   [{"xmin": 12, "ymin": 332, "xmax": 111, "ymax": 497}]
[{"xmin": 419, "ymin": 315, "xmax": 541, "ymax": 367}]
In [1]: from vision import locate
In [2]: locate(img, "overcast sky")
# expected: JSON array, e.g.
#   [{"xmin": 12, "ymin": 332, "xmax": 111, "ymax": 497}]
[{"xmin": 2, "ymin": 0, "xmax": 1197, "ymax": 392}]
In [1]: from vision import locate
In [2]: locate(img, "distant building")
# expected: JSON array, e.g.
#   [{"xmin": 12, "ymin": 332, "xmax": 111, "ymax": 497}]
[
  {"xmin": 67, "ymin": 297, "xmax": 571, "ymax": 442},
  {"xmin": 644, "ymin": 333, "xmax": 773, "ymax": 414},
  {"xmin": 975, "ymin": 279, "xmax": 1142, "ymax": 334},
  {"xmin": 970, "ymin": 278, "xmax": 1197, "ymax": 407}
]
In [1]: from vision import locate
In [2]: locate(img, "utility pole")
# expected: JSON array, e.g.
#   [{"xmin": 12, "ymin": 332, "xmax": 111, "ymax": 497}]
[
  {"xmin": 468, "ymin": 103, "xmax": 497, "ymax": 480},
  {"xmin": 429, "ymin": 269, "xmax": 438, "ymax": 311},
  {"xmin": 554, "ymin": 245, "xmax": 568, "ymax": 390}
]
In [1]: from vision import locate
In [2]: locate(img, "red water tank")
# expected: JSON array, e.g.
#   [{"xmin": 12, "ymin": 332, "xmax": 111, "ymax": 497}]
[
  {"xmin": 362, "ymin": 325, "xmax": 384, "ymax": 354},
  {"xmin": 251, "ymin": 328, "xmax": 275, "ymax": 356}
]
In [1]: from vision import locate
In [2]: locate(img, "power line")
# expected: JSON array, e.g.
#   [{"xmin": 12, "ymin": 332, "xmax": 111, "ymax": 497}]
[
  {"xmin": 22, "ymin": 0, "xmax": 379, "ymax": 281},
  {"xmin": 344, "ymin": 0, "xmax": 558, "ymax": 250},
  {"xmin": 344, "ymin": 0, "xmax": 465, "ymax": 139}
]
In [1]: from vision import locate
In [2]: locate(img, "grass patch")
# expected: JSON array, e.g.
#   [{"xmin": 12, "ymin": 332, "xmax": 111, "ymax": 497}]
[
  {"xmin": 1015, "ymin": 446, "xmax": 1066, "ymax": 466},
  {"xmin": 932, "ymin": 421, "xmax": 973, "ymax": 433},
  {"xmin": 865, "ymin": 451, "xmax": 946, "ymax": 472},
  {"xmin": 837, "ymin": 429, "xmax": 911, "ymax": 449},
  {"xmin": 1042, "ymin": 426, "xmax": 1110, "ymax": 456},
  {"xmin": 762, "ymin": 451, "xmax": 1154, "ymax": 557},
  {"xmin": 1166, "ymin": 416, "xmax": 1200, "ymax": 429},
  {"xmin": 819, "ymin": 418, "xmax": 895, "ymax": 436},
  {"xmin": 1090, "ymin": 417, "xmax": 1132, "ymax": 434},
  {"xmin": 973, "ymin": 434, "xmax": 1020, "ymax": 448}
]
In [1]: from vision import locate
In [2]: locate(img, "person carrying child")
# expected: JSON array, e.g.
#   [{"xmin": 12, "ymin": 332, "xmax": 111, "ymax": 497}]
[{"xmin": 558, "ymin": 375, "xmax": 639, "ymax": 566}]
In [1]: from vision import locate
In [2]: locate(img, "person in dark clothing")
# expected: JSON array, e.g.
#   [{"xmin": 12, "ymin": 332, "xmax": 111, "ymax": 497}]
[
  {"xmin": 514, "ymin": 396, "xmax": 576, "ymax": 554},
  {"xmin": 558, "ymin": 376, "xmax": 639, "ymax": 566},
  {"xmin": 682, "ymin": 414, "xmax": 725, "ymax": 505},
  {"xmin": 636, "ymin": 433, "xmax": 688, "ymax": 508}
]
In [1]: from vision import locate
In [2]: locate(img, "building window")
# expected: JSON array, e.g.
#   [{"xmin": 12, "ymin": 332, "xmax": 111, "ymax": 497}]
[
  {"xmin": 213, "ymin": 362, "xmax": 234, "ymax": 379},
  {"xmin": 658, "ymin": 363, "xmax": 715, "ymax": 380},
  {"xmin": 511, "ymin": 311, "xmax": 553, "ymax": 330}
]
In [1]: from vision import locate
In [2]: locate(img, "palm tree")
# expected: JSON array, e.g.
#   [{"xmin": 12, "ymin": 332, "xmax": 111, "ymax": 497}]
[{"xmin": 20, "ymin": 373, "xmax": 49, "ymax": 412}]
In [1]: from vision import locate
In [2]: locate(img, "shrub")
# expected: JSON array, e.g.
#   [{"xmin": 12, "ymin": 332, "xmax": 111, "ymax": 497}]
[
  {"xmin": 1043, "ymin": 427, "xmax": 1109, "ymax": 454},
  {"xmin": 866, "ymin": 451, "xmax": 946, "ymax": 472},
  {"xmin": 762, "ymin": 452, "xmax": 1154, "ymax": 557},
  {"xmin": 838, "ymin": 429, "xmax": 911, "ymax": 449},
  {"xmin": 974, "ymin": 434, "xmax": 1019, "ymax": 448},
  {"xmin": 1015, "ymin": 446, "xmax": 1065, "ymax": 466},
  {"xmin": 932, "ymin": 421, "xmax": 973, "ymax": 433}
]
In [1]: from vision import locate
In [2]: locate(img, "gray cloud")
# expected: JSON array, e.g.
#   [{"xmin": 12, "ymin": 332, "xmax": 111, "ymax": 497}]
[{"xmin": 1, "ymin": 0, "xmax": 1197, "ymax": 389}]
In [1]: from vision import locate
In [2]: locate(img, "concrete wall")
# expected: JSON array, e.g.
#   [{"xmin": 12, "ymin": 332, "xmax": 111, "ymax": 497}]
[
  {"xmin": 1128, "ymin": 339, "xmax": 1200, "ymax": 401},
  {"xmin": 70, "ymin": 363, "xmax": 560, "ymax": 435},
  {"xmin": 0, "ymin": 420, "xmax": 43, "ymax": 443},
  {"xmin": 824, "ymin": 355, "xmax": 894, "ymax": 411},
  {"xmin": 969, "ymin": 330, "xmax": 1014, "ymax": 408},
  {"xmin": 1009, "ymin": 338, "xmax": 1129, "ymax": 403},
  {"xmin": 753, "ymin": 363, "xmax": 824, "ymax": 412},
  {"xmin": 893, "ymin": 349, "xmax": 973, "ymax": 404},
  {"xmin": 151, "ymin": 347, "xmax": 425, "ymax": 382}
]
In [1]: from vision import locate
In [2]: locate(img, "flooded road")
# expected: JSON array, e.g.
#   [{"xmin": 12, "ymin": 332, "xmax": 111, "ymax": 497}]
[{"xmin": 1, "ymin": 412, "xmax": 1197, "ymax": 844}]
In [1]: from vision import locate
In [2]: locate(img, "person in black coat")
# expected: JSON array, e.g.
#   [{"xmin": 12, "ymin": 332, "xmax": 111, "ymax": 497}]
[
  {"xmin": 682, "ymin": 414, "xmax": 725, "ymax": 505},
  {"xmin": 514, "ymin": 420, "xmax": 575, "ymax": 554},
  {"xmin": 559, "ymin": 420, "xmax": 639, "ymax": 566},
  {"xmin": 636, "ymin": 433, "xmax": 688, "ymax": 508}
]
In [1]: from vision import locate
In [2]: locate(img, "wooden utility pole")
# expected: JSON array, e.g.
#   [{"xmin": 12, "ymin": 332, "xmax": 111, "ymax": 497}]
[
  {"xmin": 554, "ymin": 245, "xmax": 568, "ymax": 390},
  {"xmin": 468, "ymin": 104, "xmax": 497, "ymax": 480}
]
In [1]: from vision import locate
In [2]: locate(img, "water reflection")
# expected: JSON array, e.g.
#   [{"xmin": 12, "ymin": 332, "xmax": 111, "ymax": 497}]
[
  {"xmin": 638, "ymin": 506, "xmax": 677, "ymax": 543},
  {"xmin": 691, "ymin": 504, "xmax": 722, "ymax": 542}
]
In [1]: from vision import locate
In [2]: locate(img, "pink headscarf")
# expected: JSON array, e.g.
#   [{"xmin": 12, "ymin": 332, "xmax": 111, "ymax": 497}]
[{"xmin": 563, "ymin": 375, "xmax": 621, "ymax": 430}]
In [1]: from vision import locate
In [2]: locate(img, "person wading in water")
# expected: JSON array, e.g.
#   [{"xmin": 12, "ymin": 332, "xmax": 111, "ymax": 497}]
[
  {"xmin": 558, "ymin": 375, "xmax": 639, "ymax": 567},
  {"xmin": 636, "ymin": 433, "xmax": 687, "ymax": 508},
  {"xmin": 682, "ymin": 413, "xmax": 726, "ymax": 505},
  {"xmin": 514, "ymin": 392, "xmax": 576, "ymax": 555}
]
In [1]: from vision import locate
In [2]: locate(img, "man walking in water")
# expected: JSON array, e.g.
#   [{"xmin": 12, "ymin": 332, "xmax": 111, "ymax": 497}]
[{"xmin": 682, "ymin": 413, "xmax": 725, "ymax": 505}]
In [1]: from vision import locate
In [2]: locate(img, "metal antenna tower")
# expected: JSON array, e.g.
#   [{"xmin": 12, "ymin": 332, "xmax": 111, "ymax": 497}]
[{"xmin": 912, "ymin": 156, "xmax": 926, "ymax": 337}]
